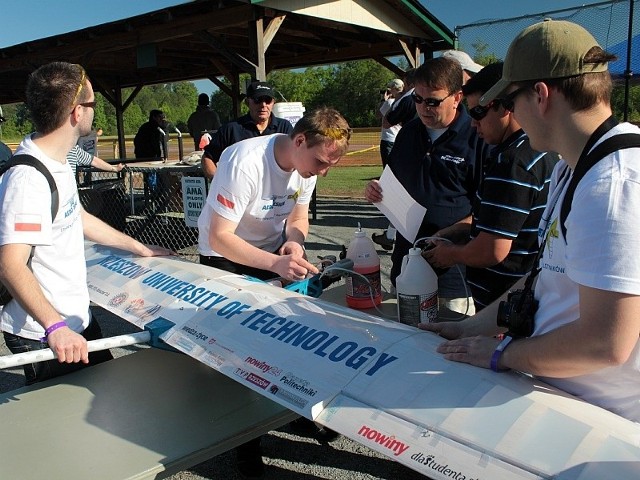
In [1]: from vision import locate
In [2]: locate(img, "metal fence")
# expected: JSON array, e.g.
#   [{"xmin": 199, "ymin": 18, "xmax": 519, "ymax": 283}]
[
  {"xmin": 78, "ymin": 163, "xmax": 203, "ymax": 261},
  {"xmin": 455, "ymin": 0, "xmax": 639, "ymax": 118},
  {"xmin": 76, "ymin": 128, "xmax": 383, "ymax": 262}
]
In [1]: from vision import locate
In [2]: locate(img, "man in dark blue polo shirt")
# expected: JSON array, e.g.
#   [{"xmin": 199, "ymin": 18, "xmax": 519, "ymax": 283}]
[
  {"xmin": 201, "ymin": 81, "xmax": 293, "ymax": 179},
  {"xmin": 365, "ymin": 57, "xmax": 488, "ymax": 316}
]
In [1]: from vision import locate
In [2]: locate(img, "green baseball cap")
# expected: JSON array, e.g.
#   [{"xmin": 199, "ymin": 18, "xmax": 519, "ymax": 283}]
[{"xmin": 480, "ymin": 19, "xmax": 609, "ymax": 106}]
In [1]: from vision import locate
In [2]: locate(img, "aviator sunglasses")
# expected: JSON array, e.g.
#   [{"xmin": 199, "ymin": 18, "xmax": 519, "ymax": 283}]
[{"xmin": 411, "ymin": 91, "xmax": 454, "ymax": 107}]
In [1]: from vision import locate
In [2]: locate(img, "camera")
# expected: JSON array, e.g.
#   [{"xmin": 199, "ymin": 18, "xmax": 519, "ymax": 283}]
[{"xmin": 496, "ymin": 289, "xmax": 537, "ymax": 338}]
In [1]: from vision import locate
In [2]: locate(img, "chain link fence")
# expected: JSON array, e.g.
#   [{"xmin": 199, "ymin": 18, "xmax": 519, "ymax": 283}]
[
  {"xmin": 78, "ymin": 163, "xmax": 203, "ymax": 262},
  {"xmin": 455, "ymin": 0, "xmax": 640, "ymax": 119}
]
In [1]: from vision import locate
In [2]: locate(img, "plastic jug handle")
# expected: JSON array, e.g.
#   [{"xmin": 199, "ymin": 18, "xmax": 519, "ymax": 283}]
[{"xmin": 401, "ymin": 253, "xmax": 409, "ymax": 271}]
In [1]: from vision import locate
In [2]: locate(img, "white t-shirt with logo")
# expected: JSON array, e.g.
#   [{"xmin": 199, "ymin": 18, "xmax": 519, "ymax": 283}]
[
  {"xmin": 379, "ymin": 98, "xmax": 401, "ymax": 142},
  {"xmin": 198, "ymin": 134, "xmax": 316, "ymax": 256},
  {"xmin": 0, "ymin": 135, "xmax": 89, "ymax": 340},
  {"xmin": 534, "ymin": 122, "xmax": 640, "ymax": 422}
]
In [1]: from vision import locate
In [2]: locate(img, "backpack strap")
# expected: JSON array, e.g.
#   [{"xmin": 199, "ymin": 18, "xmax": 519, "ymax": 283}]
[
  {"xmin": 0, "ymin": 154, "xmax": 59, "ymax": 220},
  {"xmin": 560, "ymin": 133, "xmax": 640, "ymax": 241}
]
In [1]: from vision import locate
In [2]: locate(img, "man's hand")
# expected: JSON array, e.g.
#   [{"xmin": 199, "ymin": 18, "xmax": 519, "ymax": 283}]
[
  {"xmin": 272, "ymin": 253, "xmax": 319, "ymax": 282},
  {"xmin": 364, "ymin": 179, "xmax": 383, "ymax": 203},
  {"xmin": 138, "ymin": 244, "xmax": 177, "ymax": 257},
  {"xmin": 419, "ymin": 320, "xmax": 466, "ymax": 340},
  {"xmin": 46, "ymin": 326, "xmax": 89, "ymax": 364},
  {"xmin": 432, "ymin": 335, "xmax": 502, "ymax": 370},
  {"xmin": 279, "ymin": 241, "xmax": 307, "ymax": 259},
  {"xmin": 422, "ymin": 239, "xmax": 456, "ymax": 269}
]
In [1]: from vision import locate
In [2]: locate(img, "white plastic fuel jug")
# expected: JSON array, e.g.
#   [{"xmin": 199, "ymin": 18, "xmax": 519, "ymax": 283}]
[
  {"xmin": 396, "ymin": 247, "xmax": 438, "ymax": 324},
  {"xmin": 345, "ymin": 225, "xmax": 382, "ymax": 309}
]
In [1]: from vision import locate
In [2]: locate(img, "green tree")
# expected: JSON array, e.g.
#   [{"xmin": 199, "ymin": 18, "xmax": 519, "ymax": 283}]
[
  {"xmin": 315, "ymin": 60, "xmax": 395, "ymax": 127},
  {"xmin": 612, "ymin": 84, "xmax": 640, "ymax": 122}
]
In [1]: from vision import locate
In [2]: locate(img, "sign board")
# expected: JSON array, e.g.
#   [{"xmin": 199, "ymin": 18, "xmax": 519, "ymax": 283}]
[{"xmin": 181, "ymin": 176, "xmax": 206, "ymax": 227}]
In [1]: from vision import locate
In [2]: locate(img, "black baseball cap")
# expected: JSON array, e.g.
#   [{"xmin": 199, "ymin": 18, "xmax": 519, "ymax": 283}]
[{"xmin": 246, "ymin": 81, "xmax": 276, "ymax": 100}]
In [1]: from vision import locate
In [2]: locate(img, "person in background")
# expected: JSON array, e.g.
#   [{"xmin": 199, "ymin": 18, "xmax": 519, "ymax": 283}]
[
  {"xmin": 422, "ymin": 20, "xmax": 640, "ymax": 423},
  {"xmin": 67, "ymin": 145, "xmax": 124, "ymax": 175},
  {"xmin": 0, "ymin": 62, "xmax": 173, "ymax": 387},
  {"xmin": 365, "ymin": 57, "xmax": 488, "ymax": 316},
  {"xmin": 198, "ymin": 107, "xmax": 350, "ymax": 478},
  {"xmin": 187, "ymin": 93, "xmax": 221, "ymax": 151},
  {"xmin": 201, "ymin": 81, "xmax": 293, "ymax": 179},
  {"xmin": 372, "ymin": 68, "xmax": 417, "ymax": 251},
  {"xmin": 0, "ymin": 115, "xmax": 11, "ymax": 165},
  {"xmin": 134, "ymin": 109, "xmax": 169, "ymax": 160},
  {"xmin": 424, "ymin": 62, "xmax": 559, "ymax": 310},
  {"xmin": 77, "ymin": 128, "xmax": 99, "ymax": 156},
  {"xmin": 377, "ymin": 78, "xmax": 404, "ymax": 168},
  {"xmin": 441, "ymin": 49, "xmax": 483, "ymax": 84}
]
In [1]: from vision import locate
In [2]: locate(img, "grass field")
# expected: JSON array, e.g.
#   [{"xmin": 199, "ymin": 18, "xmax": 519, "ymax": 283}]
[
  {"xmin": 316, "ymin": 165, "xmax": 382, "ymax": 198},
  {"xmin": 2, "ymin": 131, "xmax": 384, "ymax": 199}
]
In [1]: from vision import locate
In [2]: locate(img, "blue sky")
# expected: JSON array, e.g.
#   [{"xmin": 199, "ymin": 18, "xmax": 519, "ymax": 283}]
[{"xmin": 2, "ymin": 0, "xmax": 606, "ymax": 93}]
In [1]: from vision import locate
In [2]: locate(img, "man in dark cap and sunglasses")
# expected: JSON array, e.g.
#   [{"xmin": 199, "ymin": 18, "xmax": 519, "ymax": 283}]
[
  {"xmin": 365, "ymin": 56, "xmax": 490, "ymax": 316},
  {"xmin": 424, "ymin": 62, "xmax": 559, "ymax": 310},
  {"xmin": 201, "ymin": 80, "xmax": 293, "ymax": 179}
]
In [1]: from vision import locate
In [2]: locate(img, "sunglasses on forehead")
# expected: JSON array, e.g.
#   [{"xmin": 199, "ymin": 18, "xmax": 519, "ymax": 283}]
[{"xmin": 411, "ymin": 91, "xmax": 454, "ymax": 107}]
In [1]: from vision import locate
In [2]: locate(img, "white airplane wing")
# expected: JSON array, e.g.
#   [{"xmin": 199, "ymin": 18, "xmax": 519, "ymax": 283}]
[{"xmin": 85, "ymin": 243, "xmax": 640, "ymax": 480}]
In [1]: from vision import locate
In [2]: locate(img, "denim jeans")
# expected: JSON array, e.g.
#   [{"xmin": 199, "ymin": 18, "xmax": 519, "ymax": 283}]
[{"xmin": 3, "ymin": 319, "xmax": 113, "ymax": 385}]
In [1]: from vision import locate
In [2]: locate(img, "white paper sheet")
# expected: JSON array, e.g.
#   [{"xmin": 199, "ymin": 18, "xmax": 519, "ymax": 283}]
[{"xmin": 375, "ymin": 166, "xmax": 426, "ymax": 243}]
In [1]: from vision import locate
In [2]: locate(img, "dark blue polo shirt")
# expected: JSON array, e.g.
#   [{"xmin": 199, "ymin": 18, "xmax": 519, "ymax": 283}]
[
  {"xmin": 387, "ymin": 107, "xmax": 487, "ymax": 298},
  {"xmin": 385, "ymin": 91, "xmax": 416, "ymax": 126},
  {"xmin": 203, "ymin": 113, "xmax": 293, "ymax": 163}
]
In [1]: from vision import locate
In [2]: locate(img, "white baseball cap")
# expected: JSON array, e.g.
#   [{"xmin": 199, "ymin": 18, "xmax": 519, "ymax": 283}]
[{"xmin": 441, "ymin": 50, "xmax": 483, "ymax": 74}]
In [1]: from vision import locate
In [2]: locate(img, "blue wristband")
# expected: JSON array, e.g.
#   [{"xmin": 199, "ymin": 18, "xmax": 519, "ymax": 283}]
[{"xmin": 490, "ymin": 336, "xmax": 513, "ymax": 372}]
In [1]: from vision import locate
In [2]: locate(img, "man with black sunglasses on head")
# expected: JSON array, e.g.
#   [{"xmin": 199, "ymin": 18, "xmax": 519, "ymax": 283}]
[
  {"xmin": 422, "ymin": 20, "xmax": 640, "ymax": 424},
  {"xmin": 0, "ymin": 62, "xmax": 173, "ymax": 385},
  {"xmin": 365, "ymin": 57, "xmax": 489, "ymax": 316},
  {"xmin": 201, "ymin": 81, "xmax": 293, "ymax": 179},
  {"xmin": 424, "ymin": 62, "xmax": 559, "ymax": 311}
]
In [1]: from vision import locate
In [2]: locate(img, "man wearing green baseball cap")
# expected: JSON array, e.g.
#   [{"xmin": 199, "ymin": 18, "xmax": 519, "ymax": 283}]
[{"xmin": 422, "ymin": 19, "xmax": 640, "ymax": 423}]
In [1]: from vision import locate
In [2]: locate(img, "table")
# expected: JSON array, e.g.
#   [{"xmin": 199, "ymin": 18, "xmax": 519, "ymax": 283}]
[
  {"xmin": 0, "ymin": 348, "xmax": 297, "ymax": 479},
  {"xmin": 124, "ymin": 160, "xmax": 202, "ymax": 215}
]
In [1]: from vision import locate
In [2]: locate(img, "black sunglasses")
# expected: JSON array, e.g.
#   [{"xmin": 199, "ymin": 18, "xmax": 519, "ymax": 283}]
[
  {"xmin": 411, "ymin": 91, "xmax": 454, "ymax": 107},
  {"xmin": 468, "ymin": 101, "xmax": 497, "ymax": 121},
  {"xmin": 70, "ymin": 100, "xmax": 96, "ymax": 114},
  {"xmin": 500, "ymin": 86, "xmax": 531, "ymax": 113},
  {"xmin": 251, "ymin": 96, "xmax": 274, "ymax": 104}
]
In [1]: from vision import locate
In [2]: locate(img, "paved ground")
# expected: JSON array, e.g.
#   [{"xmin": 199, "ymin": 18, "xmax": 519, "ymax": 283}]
[{"xmin": 0, "ymin": 198, "xmax": 431, "ymax": 480}]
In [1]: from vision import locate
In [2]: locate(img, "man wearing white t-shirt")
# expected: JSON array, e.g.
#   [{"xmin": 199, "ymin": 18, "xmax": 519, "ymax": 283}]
[
  {"xmin": 378, "ymin": 78, "xmax": 404, "ymax": 167},
  {"xmin": 423, "ymin": 20, "xmax": 640, "ymax": 422},
  {"xmin": 197, "ymin": 107, "xmax": 350, "ymax": 477},
  {"xmin": 0, "ymin": 62, "xmax": 173, "ymax": 385},
  {"xmin": 198, "ymin": 107, "xmax": 350, "ymax": 282}
]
